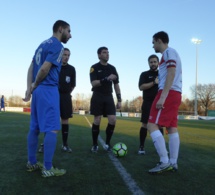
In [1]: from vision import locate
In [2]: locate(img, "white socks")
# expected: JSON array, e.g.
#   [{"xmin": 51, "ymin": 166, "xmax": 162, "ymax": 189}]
[
  {"xmin": 151, "ymin": 130, "xmax": 180, "ymax": 164},
  {"xmin": 168, "ymin": 132, "xmax": 180, "ymax": 164},
  {"xmin": 150, "ymin": 130, "xmax": 168, "ymax": 163}
]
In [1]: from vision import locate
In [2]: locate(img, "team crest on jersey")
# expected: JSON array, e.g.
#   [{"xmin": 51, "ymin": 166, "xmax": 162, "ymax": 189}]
[
  {"xmin": 90, "ymin": 67, "xmax": 94, "ymax": 73},
  {"xmin": 66, "ymin": 76, "xmax": 70, "ymax": 83}
]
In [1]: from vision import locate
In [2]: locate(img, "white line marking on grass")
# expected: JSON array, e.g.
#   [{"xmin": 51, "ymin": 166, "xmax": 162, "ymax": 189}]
[{"xmin": 84, "ymin": 116, "xmax": 145, "ymax": 195}]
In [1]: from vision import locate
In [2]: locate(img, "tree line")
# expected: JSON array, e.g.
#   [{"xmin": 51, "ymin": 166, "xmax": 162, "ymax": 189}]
[{"xmin": 3, "ymin": 83, "xmax": 215, "ymax": 116}]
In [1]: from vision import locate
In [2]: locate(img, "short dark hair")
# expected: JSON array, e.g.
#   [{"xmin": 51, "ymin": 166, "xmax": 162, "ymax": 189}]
[
  {"xmin": 53, "ymin": 20, "xmax": 69, "ymax": 33},
  {"xmin": 97, "ymin": 47, "xmax": 108, "ymax": 54},
  {"xmin": 148, "ymin": 54, "xmax": 159, "ymax": 62},
  {"xmin": 153, "ymin": 31, "xmax": 169, "ymax": 44},
  {"xmin": 64, "ymin": 48, "xmax": 70, "ymax": 52}
]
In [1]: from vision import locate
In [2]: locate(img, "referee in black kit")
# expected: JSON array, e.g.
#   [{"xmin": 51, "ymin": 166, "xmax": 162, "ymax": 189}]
[
  {"xmin": 138, "ymin": 54, "xmax": 163, "ymax": 155},
  {"xmin": 89, "ymin": 46, "xmax": 122, "ymax": 153},
  {"xmin": 59, "ymin": 48, "xmax": 76, "ymax": 152}
]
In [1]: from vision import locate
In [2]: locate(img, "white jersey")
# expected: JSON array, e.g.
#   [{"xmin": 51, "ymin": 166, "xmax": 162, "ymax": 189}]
[{"xmin": 158, "ymin": 47, "xmax": 182, "ymax": 93}]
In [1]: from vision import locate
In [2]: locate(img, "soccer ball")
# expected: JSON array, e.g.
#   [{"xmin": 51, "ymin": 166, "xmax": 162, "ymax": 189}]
[{"xmin": 112, "ymin": 142, "xmax": 127, "ymax": 157}]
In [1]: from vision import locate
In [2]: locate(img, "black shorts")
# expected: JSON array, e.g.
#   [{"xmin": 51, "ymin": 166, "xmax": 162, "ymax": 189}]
[
  {"xmin": 141, "ymin": 100, "xmax": 153, "ymax": 123},
  {"xmin": 60, "ymin": 93, "xmax": 73, "ymax": 119},
  {"xmin": 90, "ymin": 92, "xmax": 116, "ymax": 116}
]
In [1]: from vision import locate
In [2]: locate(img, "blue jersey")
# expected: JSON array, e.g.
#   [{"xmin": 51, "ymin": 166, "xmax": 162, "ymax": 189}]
[
  {"xmin": 32, "ymin": 37, "xmax": 64, "ymax": 86},
  {"xmin": 1, "ymin": 98, "xmax": 4, "ymax": 105}
]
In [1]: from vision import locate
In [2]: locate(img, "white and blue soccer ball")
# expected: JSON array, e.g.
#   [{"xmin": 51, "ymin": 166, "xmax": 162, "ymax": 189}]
[{"xmin": 112, "ymin": 142, "xmax": 127, "ymax": 157}]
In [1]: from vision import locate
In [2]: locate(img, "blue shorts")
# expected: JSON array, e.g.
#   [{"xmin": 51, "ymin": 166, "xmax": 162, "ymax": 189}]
[{"xmin": 30, "ymin": 85, "xmax": 60, "ymax": 132}]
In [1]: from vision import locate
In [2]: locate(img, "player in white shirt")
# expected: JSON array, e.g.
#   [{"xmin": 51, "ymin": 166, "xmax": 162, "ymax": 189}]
[
  {"xmin": 158, "ymin": 47, "xmax": 182, "ymax": 93},
  {"xmin": 147, "ymin": 31, "xmax": 182, "ymax": 174}
]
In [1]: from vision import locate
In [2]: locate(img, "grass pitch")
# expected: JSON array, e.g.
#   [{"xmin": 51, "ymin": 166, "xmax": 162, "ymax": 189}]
[{"xmin": 0, "ymin": 112, "xmax": 214, "ymax": 195}]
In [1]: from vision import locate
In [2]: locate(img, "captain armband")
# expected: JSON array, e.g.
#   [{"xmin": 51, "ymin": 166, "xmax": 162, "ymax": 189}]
[{"xmin": 116, "ymin": 93, "xmax": 122, "ymax": 102}]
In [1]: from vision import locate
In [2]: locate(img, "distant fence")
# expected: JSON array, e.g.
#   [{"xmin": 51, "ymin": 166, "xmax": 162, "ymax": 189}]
[
  {"xmin": 198, "ymin": 116, "xmax": 215, "ymax": 120},
  {"xmin": 178, "ymin": 115, "xmax": 198, "ymax": 120},
  {"xmin": 4, "ymin": 107, "xmax": 215, "ymax": 120},
  {"xmin": 207, "ymin": 110, "xmax": 215, "ymax": 116},
  {"xmin": 5, "ymin": 107, "xmax": 23, "ymax": 112},
  {"xmin": 23, "ymin": 107, "xmax": 31, "ymax": 112},
  {"xmin": 5, "ymin": 107, "xmax": 30, "ymax": 112}
]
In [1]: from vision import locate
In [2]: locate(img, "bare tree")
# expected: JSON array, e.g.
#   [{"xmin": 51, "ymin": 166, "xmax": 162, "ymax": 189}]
[
  {"xmin": 81, "ymin": 94, "xmax": 91, "ymax": 111},
  {"xmin": 121, "ymin": 100, "xmax": 129, "ymax": 112},
  {"xmin": 8, "ymin": 95, "xmax": 30, "ymax": 107},
  {"xmin": 191, "ymin": 83, "xmax": 215, "ymax": 116},
  {"xmin": 179, "ymin": 98, "xmax": 195, "ymax": 115},
  {"xmin": 129, "ymin": 96, "xmax": 143, "ymax": 112},
  {"xmin": 73, "ymin": 93, "xmax": 91, "ymax": 111}
]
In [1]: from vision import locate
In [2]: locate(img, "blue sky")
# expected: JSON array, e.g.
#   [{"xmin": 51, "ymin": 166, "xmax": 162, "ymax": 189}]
[{"xmin": 0, "ymin": 0, "xmax": 214, "ymax": 101}]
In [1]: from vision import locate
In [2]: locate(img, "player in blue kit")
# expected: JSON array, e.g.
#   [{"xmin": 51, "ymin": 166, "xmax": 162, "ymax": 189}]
[
  {"xmin": 23, "ymin": 20, "xmax": 72, "ymax": 177},
  {"xmin": 38, "ymin": 48, "xmax": 76, "ymax": 153},
  {"xmin": 0, "ymin": 95, "xmax": 5, "ymax": 112}
]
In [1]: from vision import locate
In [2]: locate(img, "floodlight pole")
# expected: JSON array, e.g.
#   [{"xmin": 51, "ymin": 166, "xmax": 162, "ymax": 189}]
[{"xmin": 191, "ymin": 38, "xmax": 202, "ymax": 116}]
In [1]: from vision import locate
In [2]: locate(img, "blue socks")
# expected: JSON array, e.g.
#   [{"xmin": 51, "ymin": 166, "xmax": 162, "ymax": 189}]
[
  {"xmin": 27, "ymin": 130, "xmax": 39, "ymax": 164},
  {"xmin": 44, "ymin": 132, "xmax": 57, "ymax": 170}
]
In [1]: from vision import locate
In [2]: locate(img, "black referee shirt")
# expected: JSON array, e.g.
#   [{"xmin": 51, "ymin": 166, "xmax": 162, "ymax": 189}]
[
  {"xmin": 90, "ymin": 62, "xmax": 119, "ymax": 95},
  {"xmin": 59, "ymin": 64, "xmax": 76, "ymax": 93},
  {"xmin": 139, "ymin": 70, "xmax": 158, "ymax": 101}
]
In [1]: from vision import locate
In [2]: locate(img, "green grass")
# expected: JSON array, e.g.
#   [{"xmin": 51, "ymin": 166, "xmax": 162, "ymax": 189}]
[{"xmin": 0, "ymin": 112, "xmax": 214, "ymax": 195}]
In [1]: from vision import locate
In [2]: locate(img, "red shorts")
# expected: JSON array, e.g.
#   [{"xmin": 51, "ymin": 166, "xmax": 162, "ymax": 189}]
[{"xmin": 148, "ymin": 90, "xmax": 181, "ymax": 128}]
